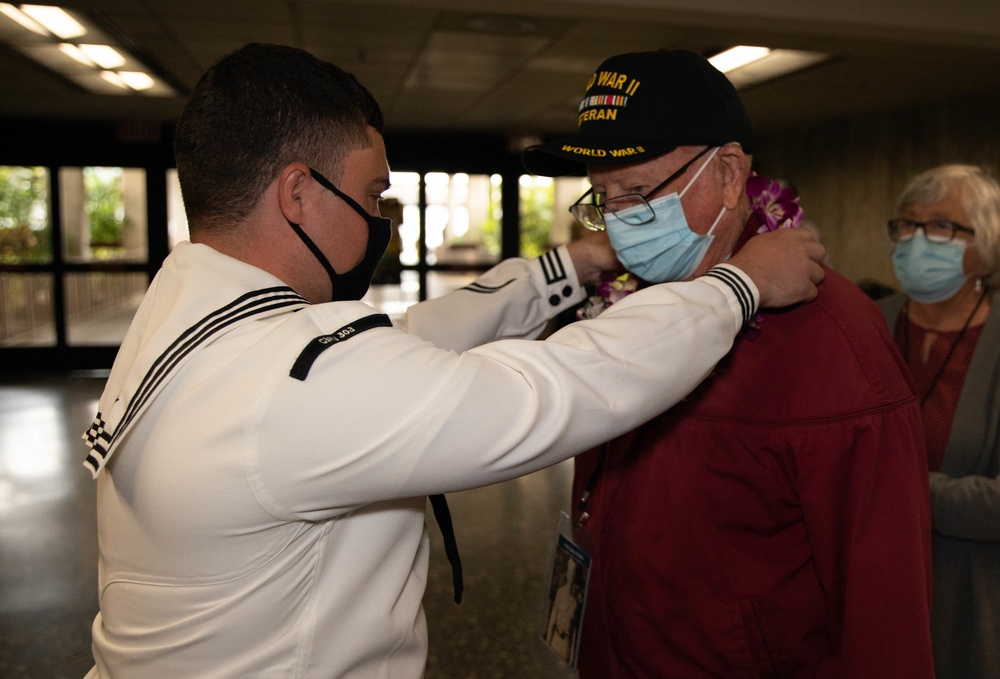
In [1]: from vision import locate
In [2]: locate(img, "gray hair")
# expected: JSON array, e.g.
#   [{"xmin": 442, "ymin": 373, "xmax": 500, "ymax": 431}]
[{"xmin": 896, "ymin": 164, "xmax": 1000, "ymax": 287}]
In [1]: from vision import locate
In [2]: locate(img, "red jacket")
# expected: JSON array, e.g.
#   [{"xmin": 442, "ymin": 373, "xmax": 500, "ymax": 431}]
[{"xmin": 573, "ymin": 266, "xmax": 934, "ymax": 678}]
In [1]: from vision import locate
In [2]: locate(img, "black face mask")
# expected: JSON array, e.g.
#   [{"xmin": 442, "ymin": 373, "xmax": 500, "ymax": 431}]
[{"xmin": 285, "ymin": 167, "xmax": 392, "ymax": 302}]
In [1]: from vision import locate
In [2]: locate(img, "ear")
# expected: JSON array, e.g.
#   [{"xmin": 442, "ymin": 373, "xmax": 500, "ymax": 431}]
[
  {"xmin": 717, "ymin": 145, "xmax": 752, "ymax": 210},
  {"xmin": 277, "ymin": 162, "xmax": 313, "ymax": 225}
]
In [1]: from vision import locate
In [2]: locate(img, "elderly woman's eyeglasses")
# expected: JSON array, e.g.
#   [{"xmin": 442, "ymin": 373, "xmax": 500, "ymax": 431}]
[
  {"xmin": 569, "ymin": 146, "xmax": 713, "ymax": 232},
  {"xmin": 887, "ymin": 218, "xmax": 975, "ymax": 243}
]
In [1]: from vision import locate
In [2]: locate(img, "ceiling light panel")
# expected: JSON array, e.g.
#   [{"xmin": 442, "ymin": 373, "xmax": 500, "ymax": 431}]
[
  {"xmin": 58, "ymin": 42, "xmax": 93, "ymax": 65},
  {"xmin": 117, "ymin": 70, "xmax": 154, "ymax": 90},
  {"xmin": 0, "ymin": 3, "xmax": 175, "ymax": 96},
  {"xmin": 723, "ymin": 49, "xmax": 829, "ymax": 89},
  {"xmin": 0, "ymin": 3, "xmax": 46, "ymax": 35},
  {"xmin": 19, "ymin": 4, "xmax": 84, "ymax": 38},
  {"xmin": 709, "ymin": 46, "xmax": 772, "ymax": 73},
  {"xmin": 79, "ymin": 43, "xmax": 125, "ymax": 69}
]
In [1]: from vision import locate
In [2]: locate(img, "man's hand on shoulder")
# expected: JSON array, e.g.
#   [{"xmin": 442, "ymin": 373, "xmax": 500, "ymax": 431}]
[
  {"xmin": 727, "ymin": 228, "xmax": 826, "ymax": 308},
  {"xmin": 567, "ymin": 231, "xmax": 622, "ymax": 284}
]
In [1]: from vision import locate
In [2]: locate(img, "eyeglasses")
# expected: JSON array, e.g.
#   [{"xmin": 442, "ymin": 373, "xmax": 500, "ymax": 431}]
[
  {"xmin": 569, "ymin": 146, "xmax": 713, "ymax": 231},
  {"xmin": 887, "ymin": 218, "xmax": 975, "ymax": 243}
]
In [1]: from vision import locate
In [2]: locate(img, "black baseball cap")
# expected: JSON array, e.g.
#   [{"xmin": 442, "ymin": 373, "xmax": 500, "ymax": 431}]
[{"xmin": 522, "ymin": 49, "xmax": 754, "ymax": 177}]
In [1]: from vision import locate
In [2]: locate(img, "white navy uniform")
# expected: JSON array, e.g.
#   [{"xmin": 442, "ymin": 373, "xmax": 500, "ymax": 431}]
[{"xmin": 82, "ymin": 240, "xmax": 756, "ymax": 678}]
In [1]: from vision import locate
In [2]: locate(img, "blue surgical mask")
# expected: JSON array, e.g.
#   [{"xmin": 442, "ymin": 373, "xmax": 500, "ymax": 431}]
[
  {"xmin": 891, "ymin": 231, "xmax": 969, "ymax": 303},
  {"xmin": 605, "ymin": 147, "xmax": 725, "ymax": 282}
]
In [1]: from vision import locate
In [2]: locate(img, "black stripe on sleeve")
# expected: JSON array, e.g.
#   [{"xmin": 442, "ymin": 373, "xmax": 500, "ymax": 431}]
[
  {"xmin": 702, "ymin": 266, "xmax": 755, "ymax": 325},
  {"xmin": 461, "ymin": 279, "xmax": 516, "ymax": 294},
  {"xmin": 540, "ymin": 250, "xmax": 568, "ymax": 285}
]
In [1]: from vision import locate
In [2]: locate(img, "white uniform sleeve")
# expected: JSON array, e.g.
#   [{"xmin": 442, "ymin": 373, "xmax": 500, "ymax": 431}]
[
  {"xmin": 251, "ymin": 265, "xmax": 757, "ymax": 521},
  {"xmin": 399, "ymin": 246, "xmax": 586, "ymax": 351}
]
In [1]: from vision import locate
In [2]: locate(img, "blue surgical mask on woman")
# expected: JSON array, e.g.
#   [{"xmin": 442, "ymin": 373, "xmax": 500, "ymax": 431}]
[
  {"xmin": 606, "ymin": 147, "xmax": 725, "ymax": 282},
  {"xmin": 891, "ymin": 230, "xmax": 969, "ymax": 303}
]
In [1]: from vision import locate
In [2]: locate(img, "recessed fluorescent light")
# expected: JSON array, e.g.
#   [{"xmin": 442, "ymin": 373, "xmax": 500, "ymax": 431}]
[
  {"xmin": 100, "ymin": 70, "xmax": 128, "ymax": 89},
  {"xmin": 0, "ymin": 3, "xmax": 46, "ymax": 34},
  {"xmin": 117, "ymin": 71, "xmax": 154, "ymax": 91},
  {"xmin": 4, "ymin": 4, "xmax": 174, "ymax": 96},
  {"xmin": 20, "ymin": 4, "xmax": 85, "ymax": 39},
  {"xmin": 709, "ymin": 46, "xmax": 772, "ymax": 73},
  {"xmin": 721, "ymin": 49, "xmax": 829, "ymax": 89},
  {"xmin": 79, "ymin": 44, "xmax": 125, "ymax": 69},
  {"xmin": 58, "ymin": 43, "xmax": 93, "ymax": 66}
]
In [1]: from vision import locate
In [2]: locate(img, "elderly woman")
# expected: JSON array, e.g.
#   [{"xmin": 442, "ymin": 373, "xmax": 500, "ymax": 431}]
[{"xmin": 879, "ymin": 164, "xmax": 1000, "ymax": 679}]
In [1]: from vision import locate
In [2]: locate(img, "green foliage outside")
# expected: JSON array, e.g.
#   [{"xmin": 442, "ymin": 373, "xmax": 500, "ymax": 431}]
[
  {"xmin": 0, "ymin": 166, "xmax": 128, "ymax": 263},
  {"xmin": 518, "ymin": 182, "xmax": 555, "ymax": 258},
  {"xmin": 85, "ymin": 167, "xmax": 126, "ymax": 250},
  {"xmin": 478, "ymin": 181, "xmax": 555, "ymax": 258},
  {"xmin": 0, "ymin": 166, "xmax": 50, "ymax": 264},
  {"xmin": 478, "ymin": 215, "xmax": 502, "ymax": 258}
]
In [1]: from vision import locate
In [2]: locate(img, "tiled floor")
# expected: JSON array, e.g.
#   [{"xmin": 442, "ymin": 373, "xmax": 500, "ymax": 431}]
[{"xmin": 0, "ymin": 372, "xmax": 578, "ymax": 678}]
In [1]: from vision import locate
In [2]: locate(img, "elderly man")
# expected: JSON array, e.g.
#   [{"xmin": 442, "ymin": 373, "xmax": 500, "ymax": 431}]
[
  {"xmin": 524, "ymin": 50, "xmax": 934, "ymax": 678},
  {"xmin": 81, "ymin": 44, "xmax": 823, "ymax": 679}
]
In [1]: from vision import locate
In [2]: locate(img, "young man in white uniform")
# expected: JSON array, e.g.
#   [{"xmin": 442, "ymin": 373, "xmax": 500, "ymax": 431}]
[{"xmin": 82, "ymin": 43, "xmax": 824, "ymax": 678}]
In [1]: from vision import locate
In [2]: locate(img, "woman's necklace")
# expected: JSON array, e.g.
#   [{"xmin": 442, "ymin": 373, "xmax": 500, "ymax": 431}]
[{"xmin": 902, "ymin": 288, "xmax": 988, "ymax": 406}]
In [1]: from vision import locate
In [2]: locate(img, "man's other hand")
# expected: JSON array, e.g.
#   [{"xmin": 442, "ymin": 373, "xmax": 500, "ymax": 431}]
[
  {"xmin": 567, "ymin": 231, "xmax": 622, "ymax": 284},
  {"xmin": 728, "ymin": 228, "xmax": 826, "ymax": 308}
]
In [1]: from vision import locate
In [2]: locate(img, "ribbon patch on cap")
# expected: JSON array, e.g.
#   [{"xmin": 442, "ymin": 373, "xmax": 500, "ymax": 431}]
[{"xmin": 577, "ymin": 72, "xmax": 641, "ymax": 126}]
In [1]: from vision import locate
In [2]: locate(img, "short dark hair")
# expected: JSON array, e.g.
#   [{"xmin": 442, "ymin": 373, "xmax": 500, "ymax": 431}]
[{"xmin": 174, "ymin": 43, "xmax": 384, "ymax": 233}]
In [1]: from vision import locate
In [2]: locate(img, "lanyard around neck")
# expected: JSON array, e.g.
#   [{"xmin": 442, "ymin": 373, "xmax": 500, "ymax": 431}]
[{"xmin": 902, "ymin": 288, "xmax": 988, "ymax": 407}]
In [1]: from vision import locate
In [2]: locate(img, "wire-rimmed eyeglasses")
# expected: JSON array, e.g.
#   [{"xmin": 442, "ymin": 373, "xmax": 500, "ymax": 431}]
[
  {"xmin": 569, "ymin": 146, "xmax": 713, "ymax": 232},
  {"xmin": 887, "ymin": 218, "xmax": 976, "ymax": 243}
]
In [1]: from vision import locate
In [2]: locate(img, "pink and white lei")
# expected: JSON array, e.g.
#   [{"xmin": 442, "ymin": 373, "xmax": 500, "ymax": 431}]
[
  {"xmin": 746, "ymin": 172, "xmax": 804, "ymax": 233},
  {"xmin": 576, "ymin": 272, "xmax": 640, "ymax": 320}
]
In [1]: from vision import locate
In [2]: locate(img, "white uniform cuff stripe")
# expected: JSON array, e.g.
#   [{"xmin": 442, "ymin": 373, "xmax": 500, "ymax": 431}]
[{"xmin": 701, "ymin": 265, "xmax": 756, "ymax": 325}]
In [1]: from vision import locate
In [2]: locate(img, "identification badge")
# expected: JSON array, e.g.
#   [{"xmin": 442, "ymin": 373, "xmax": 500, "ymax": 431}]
[{"xmin": 542, "ymin": 511, "xmax": 593, "ymax": 667}]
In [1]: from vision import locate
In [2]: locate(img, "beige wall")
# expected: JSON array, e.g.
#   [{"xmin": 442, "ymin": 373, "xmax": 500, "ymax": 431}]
[{"xmin": 754, "ymin": 89, "xmax": 1000, "ymax": 289}]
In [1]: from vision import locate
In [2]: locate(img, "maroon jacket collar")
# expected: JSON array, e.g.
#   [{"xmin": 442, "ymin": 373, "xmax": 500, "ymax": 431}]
[{"xmin": 733, "ymin": 210, "xmax": 764, "ymax": 254}]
